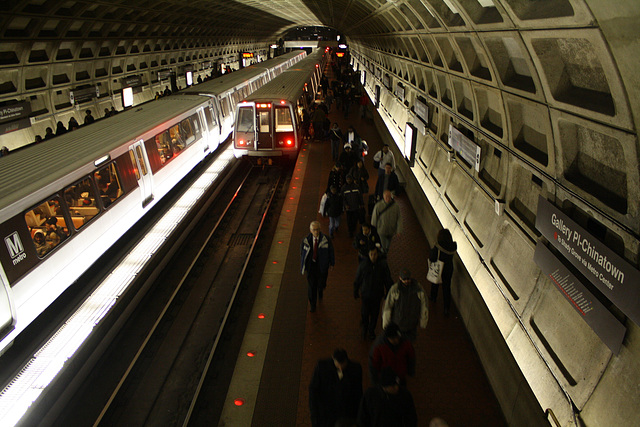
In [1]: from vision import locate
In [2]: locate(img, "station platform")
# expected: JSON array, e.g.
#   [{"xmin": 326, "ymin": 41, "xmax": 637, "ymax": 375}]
[{"xmin": 220, "ymin": 75, "xmax": 507, "ymax": 427}]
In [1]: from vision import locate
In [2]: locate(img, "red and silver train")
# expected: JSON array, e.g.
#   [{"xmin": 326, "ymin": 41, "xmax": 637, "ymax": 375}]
[
  {"xmin": 233, "ymin": 48, "xmax": 327, "ymax": 161},
  {"xmin": 0, "ymin": 50, "xmax": 307, "ymax": 356}
]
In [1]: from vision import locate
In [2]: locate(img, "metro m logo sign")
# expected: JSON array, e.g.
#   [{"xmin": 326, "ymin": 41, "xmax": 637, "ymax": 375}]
[{"xmin": 5, "ymin": 232, "xmax": 26, "ymax": 265}]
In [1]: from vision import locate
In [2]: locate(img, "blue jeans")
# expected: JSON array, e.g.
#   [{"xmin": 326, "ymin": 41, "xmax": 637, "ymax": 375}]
[{"xmin": 329, "ymin": 216, "xmax": 341, "ymax": 236}]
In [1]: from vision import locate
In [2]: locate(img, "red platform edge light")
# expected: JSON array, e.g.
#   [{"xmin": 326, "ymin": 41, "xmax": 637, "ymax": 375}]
[
  {"xmin": 247, "ymin": 351, "xmax": 256, "ymax": 357},
  {"xmin": 266, "ymin": 284, "xmax": 272, "ymax": 288},
  {"xmin": 234, "ymin": 398, "xmax": 245, "ymax": 406},
  {"xmin": 258, "ymin": 313, "xmax": 266, "ymax": 319}
]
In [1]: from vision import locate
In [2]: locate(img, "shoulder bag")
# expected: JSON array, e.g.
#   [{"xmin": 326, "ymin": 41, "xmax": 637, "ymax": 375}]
[{"xmin": 427, "ymin": 248, "xmax": 444, "ymax": 284}]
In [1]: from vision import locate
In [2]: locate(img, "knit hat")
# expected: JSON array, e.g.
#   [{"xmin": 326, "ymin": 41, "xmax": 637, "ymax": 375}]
[{"xmin": 399, "ymin": 268, "xmax": 411, "ymax": 280}]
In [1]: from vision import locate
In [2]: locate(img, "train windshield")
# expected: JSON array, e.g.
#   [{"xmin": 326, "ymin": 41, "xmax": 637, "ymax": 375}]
[
  {"xmin": 275, "ymin": 107, "xmax": 293, "ymax": 132},
  {"xmin": 237, "ymin": 107, "xmax": 254, "ymax": 133}
]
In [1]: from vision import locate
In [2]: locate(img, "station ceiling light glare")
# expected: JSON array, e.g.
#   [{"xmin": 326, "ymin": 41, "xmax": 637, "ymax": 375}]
[{"xmin": 0, "ymin": 147, "xmax": 235, "ymax": 426}]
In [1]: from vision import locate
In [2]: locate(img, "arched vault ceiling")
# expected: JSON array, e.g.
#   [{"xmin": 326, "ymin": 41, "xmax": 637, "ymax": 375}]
[{"xmin": 1, "ymin": 0, "xmax": 639, "ymax": 148}]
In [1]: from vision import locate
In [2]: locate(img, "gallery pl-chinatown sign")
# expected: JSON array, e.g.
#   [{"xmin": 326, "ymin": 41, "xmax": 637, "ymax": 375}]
[
  {"xmin": 0, "ymin": 101, "xmax": 32, "ymax": 134},
  {"xmin": 535, "ymin": 195, "xmax": 640, "ymax": 328}
]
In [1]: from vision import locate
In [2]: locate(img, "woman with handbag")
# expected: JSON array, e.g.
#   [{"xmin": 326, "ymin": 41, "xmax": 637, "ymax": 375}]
[{"xmin": 428, "ymin": 229, "xmax": 457, "ymax": 316}]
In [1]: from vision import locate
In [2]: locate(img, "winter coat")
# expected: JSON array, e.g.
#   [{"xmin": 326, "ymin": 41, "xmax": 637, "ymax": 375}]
[
  {"xmin": 382, "ymin": 279, "xmax": 428, "ymax": 332},
  {"xmin": 301, "ymin": 232, "xmax": 335, "ymax": 275},
  {"xmin": 340, "ymin": 182, "xmax": 363, "ymax": 212},
  {"xmin": 309, "ymin": 358, "xmax": 362, "ymax": 427},
  {"xmin": 323, "ymin": 191, "xmax": 343, "ymax": 218},
  {"xmin": 353, "ymin": 228, "xmax": 381, "ymax": 259},
  {"xmin": 349, "ymin": 164, "xmax": 370, "ymax": 193},
  {"xmin": 370, "ymin": 336, "xmax": 416, "ymax": 383},
  {"xmin": 353, "ymin": 257, "xmax": 393, "ymax": 300},
  {"xmin": 375, "ymin": 171, "xmax": 400, "ymax": 199},
  {"xmin": 371, "ymin": 199, "xmax": 402, "ymax": 237}
]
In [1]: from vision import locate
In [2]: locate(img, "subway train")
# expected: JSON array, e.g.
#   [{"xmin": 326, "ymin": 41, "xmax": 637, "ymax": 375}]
[
  {"xmin": 233, "ymin": 48, "xmax": 327, "ymax": 161},
  {"xmin": 0, "ymin": 50, "xmax": 307, "ymax": 356}
]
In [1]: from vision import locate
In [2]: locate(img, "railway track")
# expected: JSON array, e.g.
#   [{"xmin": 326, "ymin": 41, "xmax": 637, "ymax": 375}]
[{"xmin": 41, "ymin": 164, "xmax": 286, "ymax": 426}]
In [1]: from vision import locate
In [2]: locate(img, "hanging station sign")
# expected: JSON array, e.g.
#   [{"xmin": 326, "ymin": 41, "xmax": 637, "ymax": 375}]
[
  {"xmin": 535, "ymin": 195, "xmax": 640, "ymax": 327},
  {"xmin": 0, "ymin": 101, "xmax": 32, "ymax": 134},
  {"xmin": 448, "ymin": 124, "xmax": 480, "ymax": 172}
]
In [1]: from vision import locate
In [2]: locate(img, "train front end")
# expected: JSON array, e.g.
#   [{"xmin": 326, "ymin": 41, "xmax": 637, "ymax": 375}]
[{"xmin": 233, "ymin": 101, "xmax": 299, "ymax": 164}]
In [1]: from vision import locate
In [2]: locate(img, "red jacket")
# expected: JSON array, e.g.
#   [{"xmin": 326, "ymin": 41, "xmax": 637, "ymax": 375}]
[{"xmin": 371, "ymin": 338, "xmax": 416, "ymax": 383}]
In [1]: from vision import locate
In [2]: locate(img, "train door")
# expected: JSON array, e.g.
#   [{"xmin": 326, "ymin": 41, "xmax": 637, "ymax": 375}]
[
  {"xmin": 234, "ymin": 103, "xmax": 256, "ymax": 150},
  {"xmin": 255, "ymin": 103, "xmax": 273, "ymax": 150},
  {"xmin": 0, "ymin": 273, "xmax": 14, "ymax": 344},
  {"xmin": 202, "ymin": 101, "xmax": 219, "ymax": 150},
  {"xmin": 129, "ymin": 140, "xmax": 154, "ymax": 207}
]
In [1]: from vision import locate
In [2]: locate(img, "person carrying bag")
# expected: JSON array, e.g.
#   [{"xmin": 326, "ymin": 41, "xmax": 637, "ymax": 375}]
[{"xmin": 427, "ymin": 229, "xmax": 457, "ymax": 316}]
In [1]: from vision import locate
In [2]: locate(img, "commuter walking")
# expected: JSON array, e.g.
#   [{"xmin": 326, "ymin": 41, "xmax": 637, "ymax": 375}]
[
  {"xmin": 340, "ymin": 174, "xmax": 364, "ymax": 238},
  {"xmin": 349, "ymin": 159, "xmax": 369, "ymax": 195},
  {"xmin": 374, "ymin": 163, "xmax": 400, "ymax": 200},
  {"xmin": 371, "ymin": 190, "xmax": 402, "ymax": 253},
  {"xmin": 323, "ymin": 185, "xmax": 343, "ymax": 238},
  {"xmin": 382, "ymin": 269, "xmax": 428, "ymax": 341},
  {"xmin": 353, "ymin": 223, "xmax": 381, "ymax": 262},
  {"xmin": 301, "ymin": 221, "xmax": 335, "ymax": 312},
  {"xmin": 369, "ymin": 323, "xmax": 415, "ymax": 385},
  {"xmin": 354, "ymin": 246, "xmax": 393, "ymax": 340},
  {"xmin": 309, "ymin": 348, "xmax": 362, "ymax": 427},
  {"xmin": 428, "ymin": 228, "xmax": 458, "ymax": 316},
  {"xmin": 329, "ymin": 123, "xmax": 344, "ymax": 163},
  {"xmin": 358, "ymin": 367, "xmax": 417, "ymax": 427},
  {"xmin": 373, "ymin": 144, "xmax": 396, "ymax": 180}
]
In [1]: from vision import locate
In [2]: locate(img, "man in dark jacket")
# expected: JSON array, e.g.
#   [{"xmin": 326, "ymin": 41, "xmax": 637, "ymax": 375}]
[
  {"xmin": 301, "ymin": 221, "xmax": 335, "ymax": 312},
  {"xmin": 340, "ymin": 174, "xmax": 364, "ymax": 238},
  {"xmin": 353, "ymin": 223, "xmax": 381, "ymax": 262},
  {"xmin": 375, "ymin": 162, "xmax": 400, "ymax": 200},
  {"xmin": 309, "ymin": 348, "xmax": 362, "ymax": 427},
  {"xmin": 358, "ymin": 367, "xmax": 417, "ymax": 427},
  {"xmin": 323, "ymin": 185, "xmax": 343, "ymax": 238},
  {"xmin": 354, "ymin": 246, "xmax": 393, "ymax": 339}
]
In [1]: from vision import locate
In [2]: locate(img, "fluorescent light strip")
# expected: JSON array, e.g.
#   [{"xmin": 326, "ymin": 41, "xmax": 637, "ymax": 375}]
[{"xmin": 0, "ymin": 146, "xmax": 234, "ymax": 426}]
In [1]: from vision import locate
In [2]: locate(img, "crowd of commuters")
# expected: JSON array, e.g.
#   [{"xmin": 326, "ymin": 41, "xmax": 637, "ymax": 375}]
[{"xmin": 303, "ymin": 53, "xmax": 456, "ymax": 426}]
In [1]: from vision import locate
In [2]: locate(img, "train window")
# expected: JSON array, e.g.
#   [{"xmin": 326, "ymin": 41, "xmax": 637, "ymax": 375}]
[
  {"xmin": 258, "ymin": 111, "xmax": 270, "ymax": 133},
  {"xmin": 168, "ymin": 124, "xmax": 186, "ymax": 153},
  {"xmin": 155, "ymin": 130, "xmax": 174, "ymax": 165},
  {"xmin": 237, "ymin": 107, "xmax": 254, "ymax": 133},
  {"xmin": 94, "ymin": 163, "xmax": 123, "ymax": 209},
  {"xmin": 220, "ymin": 97, "xmax": 229, "ymax": 117},
  {"xmin": 203, "ymin": 106, "xmax": 215, "ymax": 129},
  {"xmin": 24, "ymin": 197, "xmax": 69, "ymax": 258},
  {"xmin": 275, "ymin": 107, "xmax": 293, "ymax": 132},
  {"xmin": 63, "ymin": 177, "xmax": 99, "ymax": 230}
]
